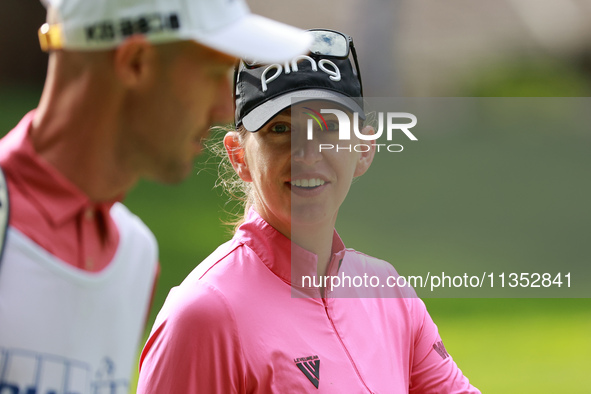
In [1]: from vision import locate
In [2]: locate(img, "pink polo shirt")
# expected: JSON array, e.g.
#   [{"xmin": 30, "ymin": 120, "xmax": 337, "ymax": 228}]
[
  {"xmin": 0, "ymin": 111, "xmax": 119, "ymax": 272},
  {"xmin": 138, "ymin": 209, "xmax": 480, "ymax": 393}
]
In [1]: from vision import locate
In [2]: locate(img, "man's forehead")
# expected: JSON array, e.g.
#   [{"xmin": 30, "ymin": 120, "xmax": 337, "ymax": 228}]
[
  {"xmin": 186, "ymin": 40, "xmax": 237, "ymax": 66},
  {"xmin": 207, "ymin": 48, "xmax": 237, "ymax": 66}
]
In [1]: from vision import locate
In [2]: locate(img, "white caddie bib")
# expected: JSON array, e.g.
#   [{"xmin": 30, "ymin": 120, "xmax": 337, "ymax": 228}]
[{"xmin": 0, "ymin": 203, "xmax": 158, "ymax": 394}]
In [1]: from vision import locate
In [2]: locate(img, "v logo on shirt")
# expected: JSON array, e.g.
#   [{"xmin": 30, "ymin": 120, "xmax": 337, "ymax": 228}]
[{"xmin": 294, "ymin": 355, "xmax": 320, "ymax": 389}]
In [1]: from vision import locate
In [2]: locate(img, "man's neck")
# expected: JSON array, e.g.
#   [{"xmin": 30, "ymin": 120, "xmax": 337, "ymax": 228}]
[{"xmin": 31, "ymin": 61, "xmax": 137, "ymax": 201}]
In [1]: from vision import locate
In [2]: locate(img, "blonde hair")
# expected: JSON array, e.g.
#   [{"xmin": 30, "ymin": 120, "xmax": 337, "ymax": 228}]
[{"xmin": 207, "ymin": 124, "xmax": 254, "ymax": 233}]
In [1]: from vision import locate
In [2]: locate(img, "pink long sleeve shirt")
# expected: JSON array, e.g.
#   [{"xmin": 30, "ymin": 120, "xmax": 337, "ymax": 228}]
[{"xmin": 138, "ymin": 209, "xmax": 480, "ymax": 393}]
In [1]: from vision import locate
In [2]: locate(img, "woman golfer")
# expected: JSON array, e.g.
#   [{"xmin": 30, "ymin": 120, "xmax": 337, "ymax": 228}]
[{"xmin": 137, "ymin": 29, "xmax": 480, "ymax": 393}]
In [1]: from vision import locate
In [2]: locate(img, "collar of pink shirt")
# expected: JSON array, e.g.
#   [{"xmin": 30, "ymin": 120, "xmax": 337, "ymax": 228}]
[
  {"xmin": 0, "ymin": 110, "xmax": 120, "ymax": 271},
  {"xmin": 236, "ymin": 208, "xmax": 346, "ymax": 290}
]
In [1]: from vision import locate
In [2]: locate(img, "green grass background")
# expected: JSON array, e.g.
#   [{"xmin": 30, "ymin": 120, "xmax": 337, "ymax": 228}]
[{"xmin": 1, "ymin": 88, "xmax": 589, "ymax": 393}]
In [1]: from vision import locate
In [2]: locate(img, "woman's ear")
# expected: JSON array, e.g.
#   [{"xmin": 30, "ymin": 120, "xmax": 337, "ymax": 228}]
[
  {"xmin": 224, "ymin": 131, "xmax": 252, "ymax": 182},
  {"xmin": 353, "ymin": 125, "xmax": 376, "ymax": 177}
]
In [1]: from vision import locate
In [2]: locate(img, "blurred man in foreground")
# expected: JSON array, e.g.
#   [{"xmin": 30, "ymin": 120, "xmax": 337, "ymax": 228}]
[{"xmin": 0, "ymin": 0, "xmax": 309, "ymax": 390}]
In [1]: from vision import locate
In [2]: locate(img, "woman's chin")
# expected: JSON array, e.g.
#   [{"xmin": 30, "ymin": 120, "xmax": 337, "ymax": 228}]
[{"xmin": 290, "ymin": 206, "xmax": 334, "ymax": 229}]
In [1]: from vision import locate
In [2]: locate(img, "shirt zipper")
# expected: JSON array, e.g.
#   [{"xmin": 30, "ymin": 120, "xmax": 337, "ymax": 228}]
[{"xmin": 323, "ymin": 256, "xmax": 374, "ymax": 394}]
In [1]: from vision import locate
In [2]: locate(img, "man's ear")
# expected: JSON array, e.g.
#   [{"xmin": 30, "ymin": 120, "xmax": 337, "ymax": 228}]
[
  {"xmin": 113, "ymin": 35, "xmax": 156, "ymax": 87},
  {"xmin": 353, "ymin": 125, "xmax": 376, "ymax": 177},
  {"xmin": 224, "ymin": 132, "xmax": 252, "ymax": 182}
]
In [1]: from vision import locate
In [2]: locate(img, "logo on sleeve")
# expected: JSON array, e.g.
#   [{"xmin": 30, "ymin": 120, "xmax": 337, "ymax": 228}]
[
  {"xmin": 294, "ymin": 355, "xmax": 320, "ymax": 389},
  {"xmin": 433, "ymin": 341, "xmax": 450, "ymax": 360}
]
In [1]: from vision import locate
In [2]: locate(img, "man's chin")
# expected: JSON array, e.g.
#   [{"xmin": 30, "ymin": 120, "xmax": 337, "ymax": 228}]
[{"xmin": 148, "ymin": 163, "xmax": 194, "ymax": 185}]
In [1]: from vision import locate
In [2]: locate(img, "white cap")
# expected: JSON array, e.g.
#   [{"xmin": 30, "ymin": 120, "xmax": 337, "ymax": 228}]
[{"xmin": 39, "ymin": 0, "xmax": 311, "ymax": 63}]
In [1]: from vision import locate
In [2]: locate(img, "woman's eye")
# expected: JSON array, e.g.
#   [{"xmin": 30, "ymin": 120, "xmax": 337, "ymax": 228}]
[
  {"xmin": 326, "ymin": 121, "xmax": 339, "ymax": 131},
  {"xmin": 270, "ymin": 123, "xmax": 291, "ymax": 133}
]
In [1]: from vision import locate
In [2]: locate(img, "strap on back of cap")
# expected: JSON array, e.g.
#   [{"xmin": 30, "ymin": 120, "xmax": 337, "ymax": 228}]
[{"xmin": 0, "ymin": 166, "xmax": 10, "ymax": 269}]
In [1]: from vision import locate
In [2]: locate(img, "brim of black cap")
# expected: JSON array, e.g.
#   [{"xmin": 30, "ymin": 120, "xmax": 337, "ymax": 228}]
[{"xmin": 241, "ymin": 89, "xmax": 365, "ymax": 132}]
